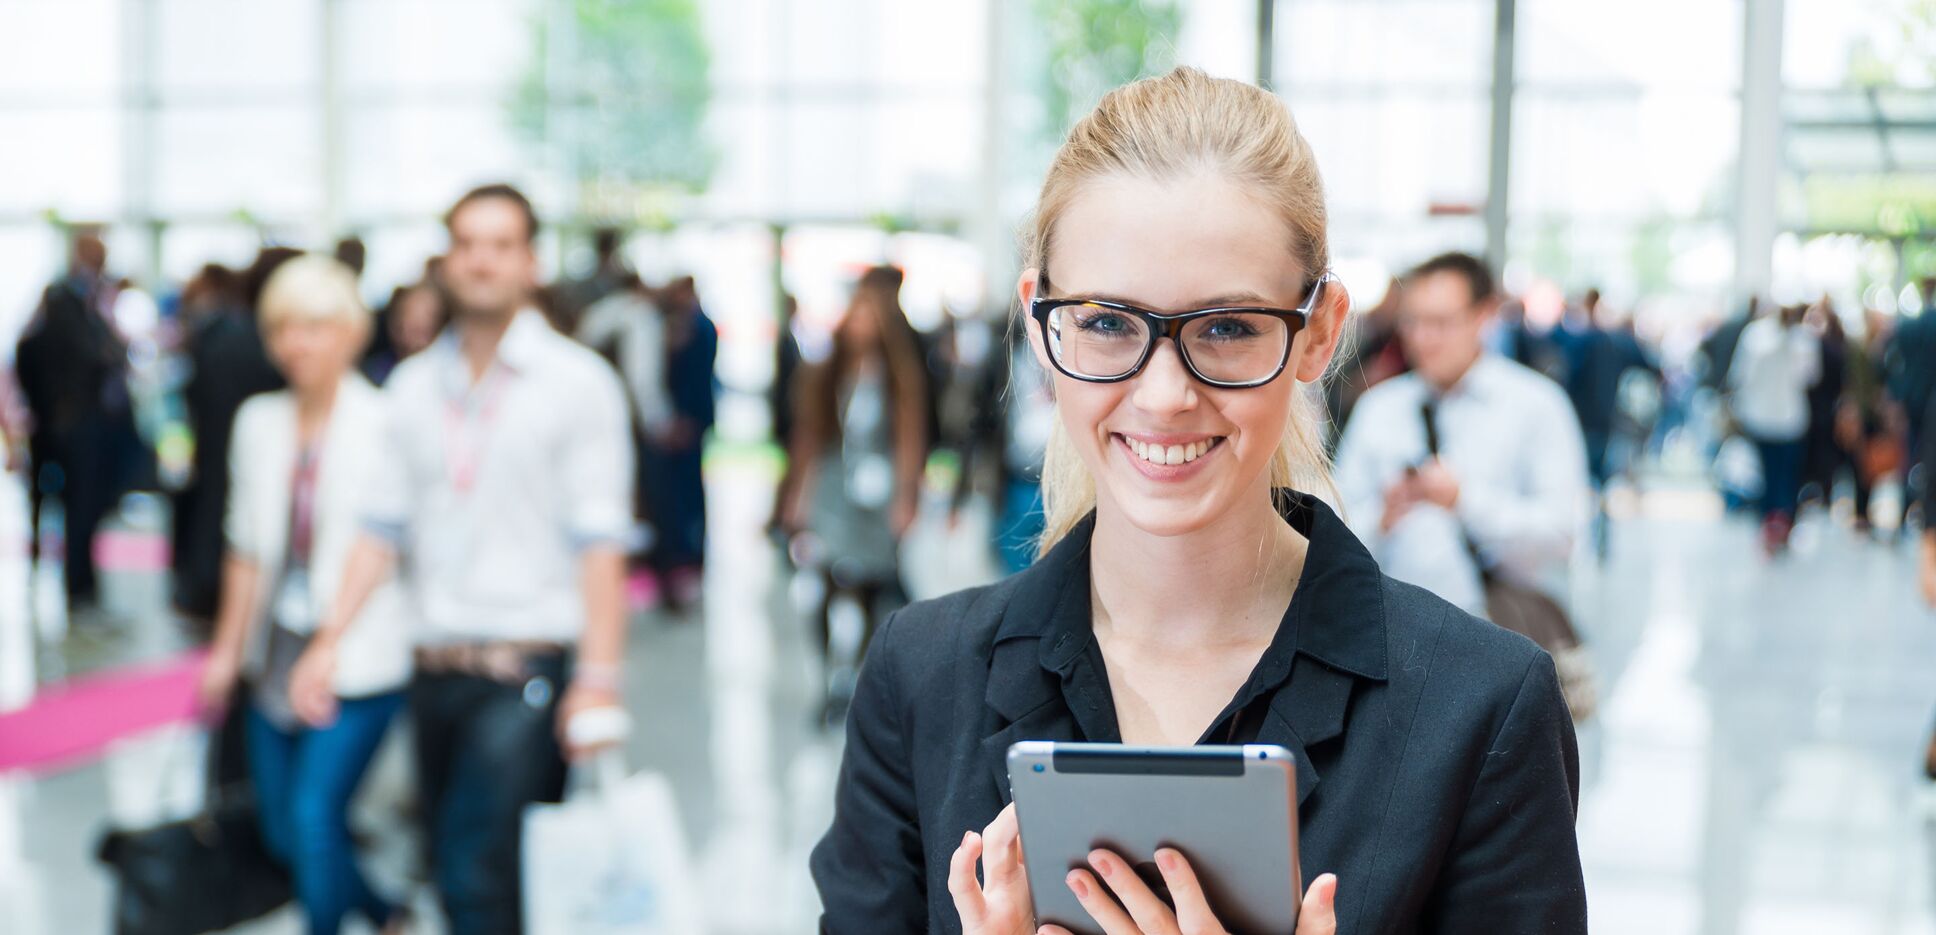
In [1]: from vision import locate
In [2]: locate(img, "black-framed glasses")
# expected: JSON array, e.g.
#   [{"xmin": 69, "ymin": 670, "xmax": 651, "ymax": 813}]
[{"xmin": 1029, "ymin": 271, "xmax": 1334, "ymax": 388}]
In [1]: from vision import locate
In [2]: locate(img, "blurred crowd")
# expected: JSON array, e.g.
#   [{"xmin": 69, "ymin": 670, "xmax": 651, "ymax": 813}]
[{"xmin": 3, "ymin": 197, "xmax": 1935, "ymax": 930}]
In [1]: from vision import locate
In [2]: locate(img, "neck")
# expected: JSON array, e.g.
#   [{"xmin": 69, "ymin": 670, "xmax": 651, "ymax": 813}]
[
  {"xmin": 1426, "ymin": 350, "xmax": 1484, "ymax": 394},
  {"xmin": 1088, "ymin": 484, "xmax": 1306, "ymax": 652},
  {"xmin": 459, "ymin": 310, "xmax": 518, "ymax": 381},
  {"xmin": 293, "ymin": 377, "xmax": 339, "ymax": 437}
]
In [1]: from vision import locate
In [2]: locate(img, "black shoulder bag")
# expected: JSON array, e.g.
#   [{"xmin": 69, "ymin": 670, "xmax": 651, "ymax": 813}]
[{"xmin": 95, "ymin": 695, "xmax": 293, "ymax": 935}]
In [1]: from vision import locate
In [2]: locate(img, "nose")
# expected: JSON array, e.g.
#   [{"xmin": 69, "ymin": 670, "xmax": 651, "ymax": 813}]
[{"xmin": 1129, "ymin": 338, "xmax": 1199, "ymax": 416}]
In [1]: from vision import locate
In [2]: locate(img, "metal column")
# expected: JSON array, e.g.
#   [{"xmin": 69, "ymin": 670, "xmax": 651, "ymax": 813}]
[
  {"xmin": 321, "ymin": 0, "xmax": 345, "ymax": 240},
  {"xmin": 1483, "ymin": 0, "xmax": 1516, "ymax": 276},
  {"xmin": 1732, "ymin": 0, "xmax": 1785, "ymax": 309},
  {"xmin": 1256, "ymin": 0, "xmax": 1275, "ymax": 90}
]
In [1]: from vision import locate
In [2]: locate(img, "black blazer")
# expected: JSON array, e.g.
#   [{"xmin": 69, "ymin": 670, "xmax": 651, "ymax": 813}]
[{"xmin": 811, "ymin": 492, "xmax": 1587, "ymax": 934}]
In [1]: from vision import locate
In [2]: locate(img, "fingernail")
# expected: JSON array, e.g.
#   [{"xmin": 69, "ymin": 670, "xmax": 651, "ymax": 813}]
[
  {"xmin": 1066, "ymin": 871, "xmax": 1088, "ymax": 898},
  {"xmin": 1157, "ymin": 849, "xmax": 1177, "ymax": 872},
  {"xmin": 962, "ymin": 830, "xmax": 975, "ymax": 846},
  {"xmin": 1092, "ymin": 853, "xmax": 1113, "ymax": 876}
]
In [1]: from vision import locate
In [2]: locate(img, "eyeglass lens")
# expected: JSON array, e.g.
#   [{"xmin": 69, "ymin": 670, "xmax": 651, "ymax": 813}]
[{"xmin": 1045, "ymin": 304, "xmax": 1291, "ymax": 383}]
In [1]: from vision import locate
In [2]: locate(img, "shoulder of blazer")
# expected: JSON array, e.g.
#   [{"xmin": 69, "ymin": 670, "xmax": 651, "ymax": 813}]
[
  {"xmin": 231, "ymin": 391, "xmax": 294, "ymax": 462},
  {"xmin": 872, "ymin": 573, "xmax": 1030, "ymax": 686},
  {"xmin": 333, "ymin": 374, "xmax": 386, "ymax": 421},
  {"xmin": 235, "ymin": 389, "xmax": 292, "ymax": 430},
  {"xmin": 1377, "ymin": 573, "xmax": 1548, "ymax": 710}
]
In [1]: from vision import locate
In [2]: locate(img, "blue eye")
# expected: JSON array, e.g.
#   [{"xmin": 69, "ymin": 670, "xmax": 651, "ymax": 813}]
[
  {"xmin": 1201, "ymin": 316, "xmax": 1260, "ymax": 340},
  {"xmin": 1076, "ymin": 311, "xmax": 1133, "ymax": 335}
]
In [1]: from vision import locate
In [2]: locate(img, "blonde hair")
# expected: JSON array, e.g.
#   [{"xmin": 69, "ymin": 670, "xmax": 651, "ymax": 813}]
[
  {"xmin": 258, "ymin": 254, "xmax": 371, "ymax": 341},
  {"xmin": 1024, "ymin": 66, "xmax": 1338, "ymax": 555}
]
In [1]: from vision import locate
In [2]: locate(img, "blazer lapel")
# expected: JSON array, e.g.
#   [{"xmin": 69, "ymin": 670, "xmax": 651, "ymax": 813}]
[
  {"xmin": 1256, "ymin": 656, "xmax": 1357, "ymax": 810},
  {"xmin": 978, "ymin": 634, "xmax": 1082, "ymax": 806}
]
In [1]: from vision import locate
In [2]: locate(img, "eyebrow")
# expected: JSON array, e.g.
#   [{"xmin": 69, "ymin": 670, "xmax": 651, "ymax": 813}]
[{"xmin": 1050, "ymin": 289, "xmax": 1278, "ymax": 309}]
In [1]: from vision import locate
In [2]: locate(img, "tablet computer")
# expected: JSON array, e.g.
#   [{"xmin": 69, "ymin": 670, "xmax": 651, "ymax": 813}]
[{"xmin": 1007, "ymin": 741, "xmax": 1301, "ymax": 935}]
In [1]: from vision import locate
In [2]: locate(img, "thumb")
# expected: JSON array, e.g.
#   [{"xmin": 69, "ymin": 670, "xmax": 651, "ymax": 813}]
[{"xmin": 1296, "ymin": 874, "xmax": 1337, "ymax": 935}]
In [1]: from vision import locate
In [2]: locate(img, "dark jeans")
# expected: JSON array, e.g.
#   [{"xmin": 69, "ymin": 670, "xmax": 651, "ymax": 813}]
[
  {"xmin": 411, "ymin": 655, "xmax": 570, "ymax": 935},
  {"xmin": 244, "ymin": 691, "xmax": 404, "ymax": 935},
  {"xmin": 1752, "ymin": 435, "xmax": 1805, "ymax": 523}
]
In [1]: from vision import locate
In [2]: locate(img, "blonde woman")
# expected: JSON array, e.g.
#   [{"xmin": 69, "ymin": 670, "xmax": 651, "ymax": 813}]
[
  {"xmin": 811, "ymin": 68, "xmax": 1586, "ymax": 934},
  {"xmin": 197, "ymin": 255, "xmax": 412, "ymax": 935}
]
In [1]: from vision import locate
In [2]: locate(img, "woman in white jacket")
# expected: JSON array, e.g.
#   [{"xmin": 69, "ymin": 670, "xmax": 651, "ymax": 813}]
[{"xmin": 197, "ymin": 255, "xmax": 413, "ymax": 935}]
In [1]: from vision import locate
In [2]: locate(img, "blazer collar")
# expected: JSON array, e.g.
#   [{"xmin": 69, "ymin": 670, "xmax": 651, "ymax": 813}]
[
  {"xmin": 990, "ymin": 490, "xmax": 1388, "ymax": 681},
  {"xmin": 981, "ymin": 490, "xmax": 1389, "ymax": 808}
]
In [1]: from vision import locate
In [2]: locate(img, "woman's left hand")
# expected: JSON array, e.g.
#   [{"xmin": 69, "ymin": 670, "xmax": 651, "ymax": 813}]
[
  {"xmin": 287, "ymin": 638, "xmax": 341, "ymax": 728},
  {"xmin": 1042, "ymin": 847, "xmax": 1338, "ymax": 935}
]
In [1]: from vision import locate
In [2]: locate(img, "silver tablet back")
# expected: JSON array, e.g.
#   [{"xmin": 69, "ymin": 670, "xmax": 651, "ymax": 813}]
[{"xmin": 1007, "ymin": 742, "xmax": 1301, "ymax": 935}]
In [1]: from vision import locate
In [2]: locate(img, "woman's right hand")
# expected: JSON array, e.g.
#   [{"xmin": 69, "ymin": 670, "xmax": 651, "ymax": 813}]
[
  {"xmin": 950, "ymin": 803, "xmax": 1036, "ymax": 935},
  {"xmin": 196, "ymin": 646, "xmax": 242, "ymax": 713}
]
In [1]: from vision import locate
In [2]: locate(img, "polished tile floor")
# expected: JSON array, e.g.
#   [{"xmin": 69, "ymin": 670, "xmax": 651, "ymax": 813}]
[{"xmin": 4, "ymin": 460, "xmax": 1935, "ymax": 934}]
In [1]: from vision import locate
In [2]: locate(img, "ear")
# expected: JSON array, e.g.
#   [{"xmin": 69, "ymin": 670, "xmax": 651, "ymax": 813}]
[
  {"xmin": 1017, "ymin": 268, "xmax": 1054, "ymax": 374},
  {"xmin": 1292, "ymin": 279, "xmax": 1352, "ymax": 383},
  {"xmin": 1475, "ymin": 292, "xmax": 1502, "ymax": 324}
]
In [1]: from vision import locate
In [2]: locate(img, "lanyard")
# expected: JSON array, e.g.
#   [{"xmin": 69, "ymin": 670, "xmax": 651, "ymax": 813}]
[
  {"xmin": 443, "ymin": 368, "xmax": 508, "ymax": 495},
  {"xmin": 288, "ymin": 441, "xmax": 322, "ymax": 563}
]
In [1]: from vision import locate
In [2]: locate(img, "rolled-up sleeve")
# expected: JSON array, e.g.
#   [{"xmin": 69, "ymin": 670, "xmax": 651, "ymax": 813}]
[
  {"xmin": 1425, "ymin": 651, "xmax": 1587, "ymax": 932},
  {"xmin": 563, "ymin": 366, "xmax": 634, "ymax": 550},
  {"xmin": 360, "ymin": 383, "xmax": 414, "ymax": 546}
]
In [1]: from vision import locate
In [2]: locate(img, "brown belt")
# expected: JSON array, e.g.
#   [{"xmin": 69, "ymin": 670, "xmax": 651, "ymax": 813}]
[{"xmin": 415, "ymin": 640, "xmax": 567, "ymax": 684}]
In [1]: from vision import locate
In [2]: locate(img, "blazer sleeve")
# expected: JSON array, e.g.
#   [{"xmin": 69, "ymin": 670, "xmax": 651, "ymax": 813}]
[
  {"xmin": 222, "ymin": 398, "xmax": 266, "ymax": 562},
  {"xmin": 1425, "ymin": 651, "xmax": 1588, "ymax": 933},
  {"xmin": 810, "ymin": 609, "xmax": 929, "ymax": 934}
]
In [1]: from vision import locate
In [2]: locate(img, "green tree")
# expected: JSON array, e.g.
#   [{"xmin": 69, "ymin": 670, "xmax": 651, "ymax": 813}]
[
  {"xmin": 1628, "ymin": 215, "xmax": 1674, "ymax": 296},
  {"xmin": 1034, "ymin": 0, "xmax": 1182, "ymax": 141},
  {"xmin": 511, "ymin": 0, "xmax": 715, "ymax": 220}
]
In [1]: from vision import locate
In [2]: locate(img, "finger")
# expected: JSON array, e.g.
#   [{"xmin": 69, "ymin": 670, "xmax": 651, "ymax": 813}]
[
  {"xmin": 555, "ymin": 707, "xmax": 583, "ymax": 761},
  {"xmin": 1155, "ymin": 848, "xmax": 1221, "ymax": 935},
  {"xmin": 947, "ymin": 831, "xmax": 987, "ymax": 926},
  {"xmin": 1066, "ymin": 868, "xmax": 1141, "ymax": 935},
  {"xmin": 1295, "ymin": 873, "xmax": 1337, "ymax": 935},
  {"xmin": 1087, "ymin": 848, "xmax": 1178, "ymax": 935},
  {"xmin": 983, "ymin": 803, "xmax": 1025, "ymax": 888},
  {"xmin": 1037, "ymin": 927, "xmax": 1076, "ymax": 935},
  {"xmin": 298, "ymin": 684, "xmax": 338, "ymax": 727}
]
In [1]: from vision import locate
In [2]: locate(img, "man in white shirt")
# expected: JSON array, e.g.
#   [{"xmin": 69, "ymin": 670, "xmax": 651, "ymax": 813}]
[
  {"xmin": 289, "ymin": 184, "xmax": 633, "ymax": 933},
  {"xmin": 1334, "ymin": 252, "xmax": 1589, "ymax": 618},
  {"xmin": 1726, "ymin": 303, "xmax": 1819, "ymax": 555}
]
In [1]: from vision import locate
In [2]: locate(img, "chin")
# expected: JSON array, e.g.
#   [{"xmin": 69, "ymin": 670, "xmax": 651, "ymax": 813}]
[
  {"xmin": 1110, "ymin": 496, "xmax": 1222, "ymax": 539},
  {"xmin": 1095, "ymin": 469, "xmax": 1250, "ymax": 541}
]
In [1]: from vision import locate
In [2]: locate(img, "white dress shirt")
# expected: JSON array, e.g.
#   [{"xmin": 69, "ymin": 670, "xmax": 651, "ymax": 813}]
[
  {"xmin": 1727, "ymin": 317, "xmax": 1820, "ymax": 442},
  {"xmin": 364, "ymin": 311, "xmax": 633, "ymax": 645},
  {"xmin": 575, "ymin": 290, "xmax": 673, "ymax": 435},
  {"xmin": 1332, "ymin": 355, "xmax": 1590, "ymax": 617}
]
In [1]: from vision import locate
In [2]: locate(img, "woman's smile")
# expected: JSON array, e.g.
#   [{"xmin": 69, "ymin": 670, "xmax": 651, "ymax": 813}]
[{"xmin": 1111, "ymin": 431, "xmax": 1229, "ymax": 481}]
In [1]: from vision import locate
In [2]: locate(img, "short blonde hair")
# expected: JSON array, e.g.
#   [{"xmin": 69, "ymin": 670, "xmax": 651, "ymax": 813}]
[
  {"xmin": 1025, "ymin": 66, "xmax": 1338, "ymax": 555},
  {"xmin": 258, "ymin": 254, "xmax": 370, "ymax": 340}
]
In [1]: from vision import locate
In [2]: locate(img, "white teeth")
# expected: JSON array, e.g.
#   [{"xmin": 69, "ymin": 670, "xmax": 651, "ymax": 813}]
[{"xmin": 1123, "ymin": 436, "xmax": 1216, "ymax": 466}]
